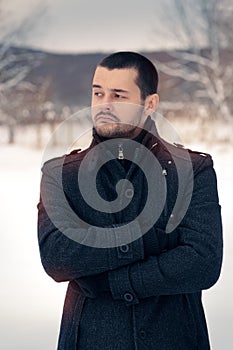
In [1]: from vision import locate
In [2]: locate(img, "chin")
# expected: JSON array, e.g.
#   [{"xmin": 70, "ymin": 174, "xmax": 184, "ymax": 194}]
[
  {"xmin": 95, "ymin": 125, "xmax": 118, "ymax": 138},
  {"xmin": 95, "ymin": 124, "xmax": 137, "ymax": 139}
]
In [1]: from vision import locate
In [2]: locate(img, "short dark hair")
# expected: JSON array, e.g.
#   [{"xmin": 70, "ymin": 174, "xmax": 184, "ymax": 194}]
[{"xmin": 98, "ymin": 51, "xmax": 159, "ymax": 100}]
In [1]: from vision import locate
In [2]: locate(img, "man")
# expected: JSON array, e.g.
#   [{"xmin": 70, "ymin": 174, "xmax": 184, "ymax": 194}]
[{"xmin": 37, "ymin": 52, "xmax": 223, "ymax": 350}]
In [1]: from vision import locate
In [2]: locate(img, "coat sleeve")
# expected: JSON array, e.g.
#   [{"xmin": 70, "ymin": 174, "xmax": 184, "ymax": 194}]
[
  {"xmin": 107, "ymin": 156, "xmax": 223, "ymax": 303},
  {"xmin": 37, "ymin": 160, "xmax": 145, "ymax": 283}
]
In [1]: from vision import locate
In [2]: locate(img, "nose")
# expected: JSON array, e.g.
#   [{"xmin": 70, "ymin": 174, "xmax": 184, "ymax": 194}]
[{"xmin": 101, "ymin": 95, "xmax": 114, "ymax": 112}]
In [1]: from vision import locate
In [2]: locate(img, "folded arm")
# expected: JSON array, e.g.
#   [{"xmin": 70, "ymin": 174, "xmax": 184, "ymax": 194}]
[
  {"xmin": 37, "ymin": 160, "xmax": 145, "ymax": 283},
  {"xmin": 77, "ymin": 157, "xmax": 223, "ymax": 302},
  {"xmin": 107, "ymin": 158, "xmax": 223, "ymax": 303}
]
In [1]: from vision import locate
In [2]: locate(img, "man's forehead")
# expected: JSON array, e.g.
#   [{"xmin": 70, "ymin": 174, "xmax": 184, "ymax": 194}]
[{"xmin": 92, "ymin": 66, "xmax": 138, "ymax": 89}]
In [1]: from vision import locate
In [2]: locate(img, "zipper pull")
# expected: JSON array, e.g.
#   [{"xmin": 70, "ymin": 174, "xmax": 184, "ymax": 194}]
[{"xmin": 118, "ymin": 143, "xmax": 124, "ymax": 159}]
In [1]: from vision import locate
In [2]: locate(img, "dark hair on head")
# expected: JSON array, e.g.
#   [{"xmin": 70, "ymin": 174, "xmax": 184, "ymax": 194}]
[{"xmin": 98, "ymin": 51, "xmax": 159, "ymax": 100}]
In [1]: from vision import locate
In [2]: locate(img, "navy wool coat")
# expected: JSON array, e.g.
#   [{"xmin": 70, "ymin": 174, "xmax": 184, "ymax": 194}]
[{"xmin": 37, "ymin": 117, "xmax": 223, "ymax": 350}]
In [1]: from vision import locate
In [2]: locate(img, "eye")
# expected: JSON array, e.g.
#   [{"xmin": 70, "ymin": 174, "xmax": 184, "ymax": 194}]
[
  {"xmin": 115, "ymin": 93, "xmax": 125, "ymax": 99},
  {"xmin": 94, "ymin": 91, "xmax": 103, "ymax": 97}
]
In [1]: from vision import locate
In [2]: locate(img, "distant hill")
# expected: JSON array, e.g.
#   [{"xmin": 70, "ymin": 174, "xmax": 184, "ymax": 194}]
[
  {"xmin": 23, "ymin": 48, "xmax": 187, "ymax": 108},
  {"xmin": 28, "ymin": 51, "xmax": 106, "ymax": 107},
  {"xmin": 3, "ymin": 45, "xmax": 231, "ymax": 112}
]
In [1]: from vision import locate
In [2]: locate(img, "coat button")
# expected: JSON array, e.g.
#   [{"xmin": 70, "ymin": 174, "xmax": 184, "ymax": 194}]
[
  {"xmin": 125, "ymin": 188, "xmax": 134, "ymax": 198},
  {"xmin": 123, "ymin": 292, "xmax": 134, "ymax": 302},
  {"xmin": 139, "ymin": 329, "xmax": 146, "ymax": 339},
  {"xmin": 119, "ymin": 244, "xmax": 129, "ymax": 253}
]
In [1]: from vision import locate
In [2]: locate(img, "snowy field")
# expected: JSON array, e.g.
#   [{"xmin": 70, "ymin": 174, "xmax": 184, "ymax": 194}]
[{"xmin": 0, "ymin": 139, "xmax": 232, "ymax": 350}]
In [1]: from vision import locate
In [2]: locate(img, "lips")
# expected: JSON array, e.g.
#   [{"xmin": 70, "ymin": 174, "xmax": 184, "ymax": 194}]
[{"xmin": 95, "ymin": 114, "xmax": 117, "ymax": 123}]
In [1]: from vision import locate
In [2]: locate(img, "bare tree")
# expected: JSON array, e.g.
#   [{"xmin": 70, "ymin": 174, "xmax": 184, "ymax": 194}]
[
  {"xmin": 0, "ymin": 0, "xmax": 46, "ymax": 143},
  {"xmin": 153, "ymin": 0, "xmax": 233, "ymax": 121},
  {"xmin": 0, "ymin": 0, "xmax": 46, "ymax": 94}
]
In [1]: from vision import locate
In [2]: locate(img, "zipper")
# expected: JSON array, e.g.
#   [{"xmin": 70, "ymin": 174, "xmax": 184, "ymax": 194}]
[
  {"xmin": 117, "ymin": 141, "xmax": 157, "ymax": 160},
  {"xmin": 118, "ymin": 143, "xmax": 124, "ymax": 159},
  {"xmin": 149, "ymin": 142, "xmax": 158, "ymax": 151}
]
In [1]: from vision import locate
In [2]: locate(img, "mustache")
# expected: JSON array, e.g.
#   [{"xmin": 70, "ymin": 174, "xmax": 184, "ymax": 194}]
[{"xmin": 95, "ymin": 111, "xmax": 119, "ymax": 122}]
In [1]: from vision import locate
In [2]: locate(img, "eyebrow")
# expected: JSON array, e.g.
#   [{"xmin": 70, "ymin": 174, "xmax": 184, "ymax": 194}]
[{"xmin": 92, "ymin": 84, "xmax": 129, "ymax": 94}]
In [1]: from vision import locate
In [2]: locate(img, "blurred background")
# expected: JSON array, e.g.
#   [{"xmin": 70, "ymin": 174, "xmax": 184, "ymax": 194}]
[{"xmin": 0, "ymin": 0, "xmax": 232, "ymax": 349}]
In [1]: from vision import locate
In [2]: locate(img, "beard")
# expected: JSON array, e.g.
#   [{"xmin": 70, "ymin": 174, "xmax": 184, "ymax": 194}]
[
  {"xmin": 93, "ymin": 109, "xmax": 145, "ymax": 139},
  {"xmin": 95, "ymin": 122, "xmax": 139, "ymax": 138}
]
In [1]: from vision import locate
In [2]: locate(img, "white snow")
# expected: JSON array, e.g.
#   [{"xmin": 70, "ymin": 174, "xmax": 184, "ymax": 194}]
[{"xmin": 0, "ymin": 140, "xmax": 232, "ymax": 350}]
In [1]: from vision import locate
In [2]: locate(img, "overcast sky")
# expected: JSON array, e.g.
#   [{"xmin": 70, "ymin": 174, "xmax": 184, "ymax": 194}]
[{"xmin": 1, "ymin": 0, "xmax": 188, "ymax": 53}]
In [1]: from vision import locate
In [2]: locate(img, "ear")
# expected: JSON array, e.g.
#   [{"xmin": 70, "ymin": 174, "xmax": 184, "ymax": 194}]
[{"xmin": 144, "ymin": 93, "xmax": 159, "ymax": 115}]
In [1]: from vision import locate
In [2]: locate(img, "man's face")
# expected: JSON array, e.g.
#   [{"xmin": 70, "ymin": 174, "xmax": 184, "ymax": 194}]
[{"xmin": 91, "ymin": 66, "xmax": 146, "ymax": 138}]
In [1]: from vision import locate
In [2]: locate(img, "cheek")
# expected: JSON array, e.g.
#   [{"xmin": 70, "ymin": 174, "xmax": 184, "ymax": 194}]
[
  {"xmin": 91, "ymin": 94, "xmax": 103, "ymax": 106},
  {"xmin": 118, "ymin": 104, "xmax": 143, "ymax": 119}
]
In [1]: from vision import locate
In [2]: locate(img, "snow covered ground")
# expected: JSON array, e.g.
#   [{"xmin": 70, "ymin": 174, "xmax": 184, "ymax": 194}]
[{"xmin": 0, "ymin": 140, "xmax": 232, "ymax": 350}]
